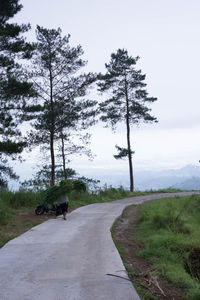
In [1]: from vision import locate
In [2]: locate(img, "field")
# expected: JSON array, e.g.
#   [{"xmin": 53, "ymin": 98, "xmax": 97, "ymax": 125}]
[{"xmin": 112, "ymin": 194, "xmax": 200, "ymax": 300}]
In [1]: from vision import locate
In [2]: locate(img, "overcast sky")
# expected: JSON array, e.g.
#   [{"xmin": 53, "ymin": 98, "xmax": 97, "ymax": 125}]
[{"xmin": 13, "ymin": 0, "xmax": 200, "ymax": 181}]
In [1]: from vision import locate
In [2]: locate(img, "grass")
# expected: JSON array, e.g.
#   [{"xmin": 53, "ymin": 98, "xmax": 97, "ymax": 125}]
[
  {"xmin": 0, "ymin": 189, "xmax": 42, "ymax": 224},
  {"xmin": 135, "ymin": 194, "xmax": 200, "ymax": 299},
  {"xmin": 0, "ymin": 211, "xmax": 52, "ymax": 248}
]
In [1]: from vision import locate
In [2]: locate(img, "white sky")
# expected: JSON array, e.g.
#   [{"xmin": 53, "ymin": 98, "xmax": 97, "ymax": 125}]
[{"xmin": 13, "ymin": 0, "xmax": 200, "ymax": 180}]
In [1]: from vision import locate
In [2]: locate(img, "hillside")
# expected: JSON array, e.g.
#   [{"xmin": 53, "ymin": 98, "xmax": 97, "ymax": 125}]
[{"xmin": 172, "ymin": 176, "xmax": 200, "ymax": 190}]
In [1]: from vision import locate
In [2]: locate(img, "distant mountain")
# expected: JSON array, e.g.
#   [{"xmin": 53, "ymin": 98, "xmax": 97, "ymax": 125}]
[
  {"xmin": 135, "ymin": 165, "xmax": 200, "ymax": 191},
  {"xmin": 9, "ymin": 163, "xmax": 200, "ymax": 191},
  {"xmin": 93, "ymin": 164, "xmax": 200, "ymax": 191},
  {"xmin": 171, "ymin": 177, "xmax": 200, "ymax": 190},
  {"xmin": 159, "ymin": 165, "xmax": 200, "ymax": 178}
]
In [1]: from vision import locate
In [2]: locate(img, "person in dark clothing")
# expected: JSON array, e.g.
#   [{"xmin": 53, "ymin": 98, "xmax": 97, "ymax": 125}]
[{"xmin": 55, "ymin": 195, "xmax": 69, "ymax": 220}]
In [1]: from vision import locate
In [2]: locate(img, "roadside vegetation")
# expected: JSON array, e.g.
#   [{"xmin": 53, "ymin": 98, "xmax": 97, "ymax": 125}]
[{"xmin": 112, "ymin": 194, "xmax": 200, "ymax": 300}]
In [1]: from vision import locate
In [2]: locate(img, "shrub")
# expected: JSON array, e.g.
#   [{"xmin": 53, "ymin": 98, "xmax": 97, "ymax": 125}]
[
  {"xmin": 73, "ymin": 180, "xmax": 87, "ymax": 192},
  {"xmin": 42, "ymin": 179, "xmax": 79, "ymax": 206}
]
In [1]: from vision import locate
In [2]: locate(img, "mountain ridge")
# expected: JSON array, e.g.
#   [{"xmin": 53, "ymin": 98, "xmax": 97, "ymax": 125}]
[{"xmin": 91, "ymin": 164, "xmax": 200, "ymax": 190}]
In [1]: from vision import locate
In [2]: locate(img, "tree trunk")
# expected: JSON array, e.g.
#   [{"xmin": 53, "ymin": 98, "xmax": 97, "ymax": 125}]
[
  {"xmin": 50, "ymin": 131, "xmax": 55, "ymax": 186},
  {"xmin": 125, "ymin": 75, "xmax": 134, "ymax": 191},
  {"xmin": 126, "ymin": 121, "xmax": 134, "ymax": 191},
  {"xmin": 61, "ymin": 132, "xmax": 67, "ymax": 179},
  {"xmin": 49, "ymin": 60, "xmax": 55, "ymax": 186},
  {"xmin": 126, "ymin": 115, "xmax": 134, "ymax": 191}
]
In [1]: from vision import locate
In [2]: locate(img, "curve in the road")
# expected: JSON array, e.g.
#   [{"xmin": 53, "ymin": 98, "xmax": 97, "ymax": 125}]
[{"xmin": 0, "ymin": 192, "xmax": 199, "ymax": 300}]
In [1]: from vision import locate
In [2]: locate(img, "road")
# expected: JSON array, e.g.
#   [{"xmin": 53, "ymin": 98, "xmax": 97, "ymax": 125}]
[{"xmin": 0, "ymin": 192, "xmax": 199, "ymax": 300}]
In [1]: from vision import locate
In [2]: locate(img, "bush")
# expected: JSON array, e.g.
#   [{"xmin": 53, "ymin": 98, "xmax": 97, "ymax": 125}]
[{"xmin": 73, "ymin": 180, "xmax": 87, "ymax": 192}]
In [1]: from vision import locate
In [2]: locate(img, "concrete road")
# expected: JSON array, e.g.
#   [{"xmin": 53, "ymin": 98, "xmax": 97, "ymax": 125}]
[{"xmin": 0, "ymin": 192, "xmax": 199, "ymax": 300}]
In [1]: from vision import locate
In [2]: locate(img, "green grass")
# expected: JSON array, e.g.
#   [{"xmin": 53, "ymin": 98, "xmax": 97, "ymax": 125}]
[
  {"xmin": 136, "ymin": 194, "xmax": 200, "ymax": 299},
  {"xmin": 142, "ymin": 188, "xmax": 184, "ymax": 194},
  {"xmin": 0, "ymin": 206, "xmax": 53, "ymax": 248},
  {"xmin": 0, "ymin": 189, "xmax": 42, "ymax": 225},
  {"xmin": 0, "ymin": 189, "xmax": 45, "ymax": 247},
  {"xmin": 0, "ymin": 200, "xmax": 13, "ymax": 225}
]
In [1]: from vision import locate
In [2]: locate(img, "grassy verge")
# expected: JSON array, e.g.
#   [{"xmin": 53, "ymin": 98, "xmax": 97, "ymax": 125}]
[
  {"xmin": 113, "ymin": 194, "xmax": 200, "ymax": 300},
  {"xmin": 111, "ymin": 205, "xmax": 162, "ymax": 299},
  {"xmin": 137, "ymin": 194, "xmax": 200, "ymax": 299}
]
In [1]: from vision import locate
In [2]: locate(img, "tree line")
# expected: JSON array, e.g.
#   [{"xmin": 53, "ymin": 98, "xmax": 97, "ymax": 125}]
[{"xmin": 0, "ymin": 0, "xmax": 157, "ymax": 191}]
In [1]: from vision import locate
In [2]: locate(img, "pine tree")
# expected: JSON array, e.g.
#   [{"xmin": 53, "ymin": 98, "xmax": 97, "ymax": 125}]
[
  {"xmin": 98, "ymin": 49, "xmax": 157, "ymax": 191},
  {"xmin": 27, "ymin": 26, "xmax": 97, "ymax": 186},
  {"xmin": 0, "ymin": 0, "xmax": 35, "ymax": 186}
]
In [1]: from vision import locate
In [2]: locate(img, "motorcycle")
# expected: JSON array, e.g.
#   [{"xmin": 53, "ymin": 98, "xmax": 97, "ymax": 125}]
[{"xmin": 35, "ymin": 204, "xmax": 57, "ymax": 215}]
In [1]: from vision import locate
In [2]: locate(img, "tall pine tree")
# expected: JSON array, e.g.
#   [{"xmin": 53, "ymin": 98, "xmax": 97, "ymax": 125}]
[
  {"xmin": 0, "ymin": 0, "xmax": 35, "ymax": 186},
  {"xmin": 27, "ymin": 26, "xmax": 97, "ymax": 186},
  {"xmin": 98, "ymin": 49, "xmax": 157, "ymax": 191}
]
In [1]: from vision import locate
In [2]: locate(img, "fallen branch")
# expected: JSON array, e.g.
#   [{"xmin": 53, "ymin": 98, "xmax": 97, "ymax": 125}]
[
  {"xmin": 106, "ymin": 273, "xmax": 131, "ymax": 281},
  {"xmin": 153, "ymin": 276, "xmax": 166, "ymax": 296},
  {"xmin": 143, "ymin": 274, "xmax": 166, "ymax": 296}
]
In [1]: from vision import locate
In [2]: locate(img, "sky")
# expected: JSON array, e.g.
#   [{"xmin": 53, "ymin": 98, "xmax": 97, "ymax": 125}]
[{"xmin": 12, "ymin": 0, "xmax": 200, "ymax": 184}]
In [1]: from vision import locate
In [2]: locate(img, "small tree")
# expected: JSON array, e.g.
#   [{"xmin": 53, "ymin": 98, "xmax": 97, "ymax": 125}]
[
  {"xmin": 0, "ymin": 0, "xmax": 35, "ymax": 186},
  {"xmin": 20, "ymin": 165, "xmax": 77, "ymax": 191},
  {"xmin": 27, "ymin": 26, "xmax": 97, "ymax": 186},
  {"xmin": 98, "ymin": 49, "xmax": 157, "ymax": 191}
]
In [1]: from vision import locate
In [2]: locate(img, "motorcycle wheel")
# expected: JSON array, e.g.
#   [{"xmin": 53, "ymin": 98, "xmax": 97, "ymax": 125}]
[{"xmin": 35, "ymin": 205, "xmax": 45, "ymax": 215}]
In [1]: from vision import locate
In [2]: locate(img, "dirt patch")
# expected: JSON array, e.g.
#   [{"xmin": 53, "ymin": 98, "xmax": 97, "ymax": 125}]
[
  {"xmin": 113, "ymin": 205, "xmax": 186, "ymax": 300},
  {"xmin": 0, "ymin": 206, "xmax": 77, "ymax": 248}
]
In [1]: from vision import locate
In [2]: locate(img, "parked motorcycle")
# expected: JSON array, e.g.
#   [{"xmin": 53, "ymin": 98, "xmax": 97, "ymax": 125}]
[{"xmin": 35, "ymin": 204, "xmax": 57, "ymax": 215}]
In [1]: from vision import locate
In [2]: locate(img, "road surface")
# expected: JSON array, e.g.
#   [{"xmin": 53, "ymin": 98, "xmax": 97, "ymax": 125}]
[{"xmin": 0, "ymin": 192, "xmax": 199, "ymax": 300}]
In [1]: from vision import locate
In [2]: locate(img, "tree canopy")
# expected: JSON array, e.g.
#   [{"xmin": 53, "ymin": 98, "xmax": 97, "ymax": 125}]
[{"xmin": 0, "ymin": 0, "xmax": 35, "ymax": 186}]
